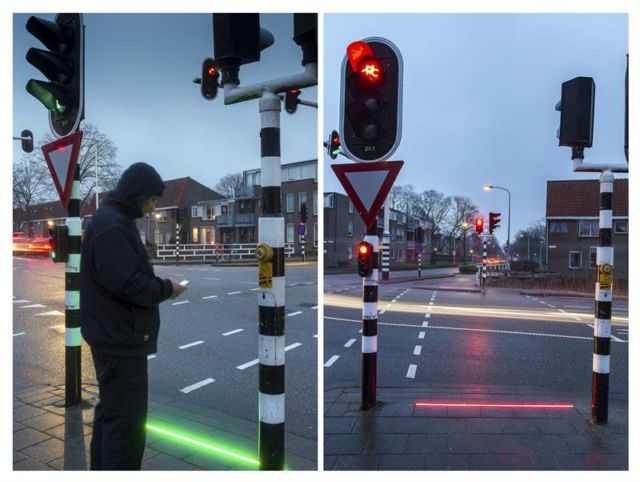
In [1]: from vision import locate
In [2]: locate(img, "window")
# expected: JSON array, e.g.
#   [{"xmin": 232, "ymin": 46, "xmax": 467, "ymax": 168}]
[
  {"xmin": 614, "ymin": 219, "xmax": 628, "ymax": 234},
  {"xmin": 347, "ymin": 221, "xmax": 353, "ymax": 237},
  {"xmin": 299, "ymin": 191, "xmax": 308, "ymax": 211},
  {"xmin": 286, "ymin": 193, "xmax": 295, "ymax": 213},
  {"xmin": 589, "ymin": 247, "xmax": 597, "ymax": 269},
  {"xmin": 549, "ymin": 221, "xmax": 568, "ymax": 233},
  {"xmin": 347, "ymin": 244, "xmax": 352, "ymax": 260},
  {"xmin": 348, "ymin": 200, "xmax": 353, "ymax": 214},
  {"xmin": 192, "ymin": 227, "xmax": 199, "ymax": 243},
  {"xmin": 578, "ymin": 220, "xmax": 598, "ymax": 237},
  {"xmin": 324, "ymin": 193, "xmax": 334, "ymax": 208},
  {"xmin": 191, "ymin": 206, "xmax": 199, "ymax": 218},
  {"xmin": 286, "ymin": 223, "xmax": 295, "ymax": 243},
  {"xmin": 397, "ymin": 229, "xmax": 405, "ymax": 244},
  {"xmin": 313, "ymin": 192, "xmax": 317, "ymax": 215},
  {"xmin": 569, "ymin": 251, "xmax": 582, "ymax": 269}
]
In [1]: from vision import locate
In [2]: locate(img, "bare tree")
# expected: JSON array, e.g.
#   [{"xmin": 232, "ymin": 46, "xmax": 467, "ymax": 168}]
[
  {"xmin": 416, "ymin": 190, "xmax": 452, "ymax": 235},
  {"xmin": 35, "ymin": 123, "xmax": 121, "ymax": 204},
  {"xmin": 13, "ymin": 154, "xmax": 54, "ymax": 237},
  {"xmin": 215, "ymin": 172, "xmax": 243, "ymax": 198}
]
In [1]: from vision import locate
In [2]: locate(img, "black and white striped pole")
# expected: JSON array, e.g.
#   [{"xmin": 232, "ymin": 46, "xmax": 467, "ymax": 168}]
[
  {"xmin": 482, "ymin": 236, "xmax": 487, "ymax": 292},
  {"xmin": 418, "ymin": 251, "xmax": 422, "ymax": 277},
  {"xmin": 65, "ymin": 164, "xmax": 82, "ymax": 406},
  {"xmin": 360, "ymin": 226, "xmax": 378, "ymax": 409},
  {"xmin": 257, "ymin": 88, "xmax": 286, "ymax": 469},
  {"xmin": 381, "ymin": 200, "xmax": 390, "ymax": 280},
  {"xmin": 300, "ymin": 231, "xmax": 306, "ymax": 262},
  {"xmin": 592, "ymin": 169, "xmax": 614, "ymax": 424},
  {"xmin": 175, "ymin": 222, "xmax": 181, "ymax": 262}
]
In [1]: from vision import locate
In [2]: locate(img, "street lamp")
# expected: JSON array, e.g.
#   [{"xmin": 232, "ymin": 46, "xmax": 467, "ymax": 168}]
[{"xmin": 483, "ymin": 184, "xmax": 511, "ymax": 259}]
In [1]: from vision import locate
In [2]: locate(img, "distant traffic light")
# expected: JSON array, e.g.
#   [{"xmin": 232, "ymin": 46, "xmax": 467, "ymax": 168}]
[
  {"xmin": 300, "ymin": 202, "xmax": 307, "ymax": 223},
  {"xmin": 357, "ymin": 241, "xmax": 374, "ymax": 278},
  {"xmin": 555, "ymin": 77, "xmax": 595, "ymax": 149},
  {"xmin": 328, "ymin": 130, "xmax": 341, "ymax": 159},
  {"xmin": 21, "ymin": 130, "xmax": 34, "ymax": 153},
  {"xmin": 284, "ymin": 89, "xmax": 301, "ymax": 114},
  {"xmin": 475, "ymin": 217, "xmax": 484, "ymax": 235},
  {"xmin": 201, "ymin": 58, "xmax": 219, "ymax": 100},
  {"xmin": 25, "ymin": 14, "xmax": 84, "ymax": 138},
  {"xmin": 489, "ymin": 212, "xmax": 501, "ymax": 234},
  {"xmin": 49, "ymin": 225, "xmax": 69, "ymax": 263},
  {"xmin": 340, "ymin": 37, "xmax": 403, "ymax": 162}
]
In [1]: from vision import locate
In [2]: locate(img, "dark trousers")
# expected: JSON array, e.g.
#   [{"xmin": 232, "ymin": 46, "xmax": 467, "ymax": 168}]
[{"xmin": 90, "ymin": 349, "xmax": 148, "ymax": 470}]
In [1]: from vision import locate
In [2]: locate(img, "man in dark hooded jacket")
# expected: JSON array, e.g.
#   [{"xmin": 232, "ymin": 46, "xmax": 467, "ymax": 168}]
[{"xmin": 80, "ymin": 162, "xmax": 186, "ymax": 470}]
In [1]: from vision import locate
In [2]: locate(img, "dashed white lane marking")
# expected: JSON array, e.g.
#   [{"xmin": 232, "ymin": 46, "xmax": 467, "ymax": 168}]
[
  {"xmin": 379, "ymin": 310, "xmax": 386, "ymax": 315},
  {"xmin": 13, "ymin": 300, "xmax": 30, "ymax": 304},
  {"xmin": 585, "ymin": 324, "xmax": 625, "ymax": 343},
  {"xmin": 20, "ymin": 304, "xmax": 46, "ymax": 308},
  {"xmin": 179, "ymin": 340, "xmax": 204, "ymax": 350},
  {"xmin": 391, "ymin": 300, "xmax": 397, "ymax": 303},
  {"xmin": 147, "ymin": 354, "xmax": 157, "ymax": 360},
  {"xmin": 236, "ymin": 343, "xmax": 303, "ymax": 370},
  {"xmin": 344, "ymin": 338, "xmax": 357, "ymax": 348},
  {"xmin": 418, "ymin": 332, "xmax": 426, "ymax": 339},
  {"xmin": 227, "ymin": 291, "xmax": 241, "ymax": 295},
  {"xmin": 424, "ymin": 313, "xmax": 431, "ymax": 318},
  {"xmin": 324, "ymin": 355, "xmax": 340, "ymax": 367},
  {"xmin": 547, "ymin": 304, "xmax": 556, "ymax": 309},
  {"xmin": 50, "ymin": 325, "xmax": 65, "ymax": 334},
  {"xmin": 250, "ymin": 288, "xmax": 260, "ymax": 291},
  {"xmin": 311, "ymin": 306, "xmax": 318, "ymax": 310},
  {"xmin": 222, "ymin": 329, "xmax": 244, "ymax": 337},
  {"xmin": 429, "ymin": 302, "xmax": 434, "ymax": 305},
  {"xmin": 413, "ymin": 345, "xmax": 422, "ymax": 355},
  {"xmin": 202, "ymin": 295, "xmax": 218, "ymax": 300},
  {"xmin": 13, "ymin": 332, "xmax": 25, "ymax": 337},
  {"xmin": 36, "ymin": 310, "xmax": 64, "ymax": 316},
  {"xmin": 180, "ymin": 378, "xmax": 215, "ymax": 394},
  {"xmin": 313, "ymin": 334, "xmax": 318, "ymax": 338},
  {"xmin": 422, "ymin": 321, "xmax": 429, "ymax": 327},
  {"xmin": 203, "ymin": 277, "xmax": 220, "ymax": 281},
  {"xmin": 287, "ymin": 311, "xmax": 303, "ymax": 317},
  {"xmin": 172, "ymin": 301, "xmax": 190, "ymax": 306},
  {"xmin": 406, "ymin": 364, "xmax": 417, "ymax": 379}
]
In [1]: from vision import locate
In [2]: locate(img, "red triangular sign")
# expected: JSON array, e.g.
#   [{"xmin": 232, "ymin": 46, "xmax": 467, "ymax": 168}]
[
  {"xmin": 331, "ymin": 160, "xmax": 404, "ymax": 228},
  {"xmin": 41, "ymin": 131, "xmax": 83, "ymax": 210}
]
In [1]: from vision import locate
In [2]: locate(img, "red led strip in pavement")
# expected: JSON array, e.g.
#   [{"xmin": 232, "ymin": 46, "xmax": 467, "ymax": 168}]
[{"xmin": 415, "ymin": 402, "xmax": 574, "ymax": 409}]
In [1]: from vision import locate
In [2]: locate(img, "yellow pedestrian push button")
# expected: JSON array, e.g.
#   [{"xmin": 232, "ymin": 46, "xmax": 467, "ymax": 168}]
[{"xmin": 256, "ymin": 243, "xmax": 273, "ymax": 288}]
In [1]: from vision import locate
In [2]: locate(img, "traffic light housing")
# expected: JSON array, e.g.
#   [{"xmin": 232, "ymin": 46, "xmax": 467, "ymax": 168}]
[
  {"xmin": 284, "ymin": 89, "xmax": 301, "ymax": 114},
  {"xmin": 357, "ymin": 241, "xmax": 375, "ymax": 277},
  {"xmin": 300, "ymin": 202, "xmax": 307, "ymax": 223},
  {"xmin": 340, "ymin": 37, "xmax": 403, "ymax": 162},
  {"xmin": 21, "ymin": 130, "xmax": 34, "ymax": 153},
  {"xmin": 328, "ymin": 130, "xmax": 341, "ymax": 159},
  {"xmin": 489, "ymin": 212, "xmax": 501, "ymax": 234},
  {"xmin": 49, "ymin": 225, "xmax": 69, "ymax": 263},
  {"xmin": 475, "ymin": 217, "xmax": 484, "ymax": 235},
  {"xmin": 201, "ymin": 58, "xmax": 219, "ymax": 100},
  {"xmin": 555, "ymin": 77, "xmax": 595, "ymax": 149},
  {"xmin": 25, "ymin": 14, "xmax": 84, "ymax": 138}
]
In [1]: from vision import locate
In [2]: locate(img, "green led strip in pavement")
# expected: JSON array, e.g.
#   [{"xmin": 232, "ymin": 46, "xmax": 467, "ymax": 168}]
[{"xmin": 146, "ymin": 422, "xmax": 260, "ymax": 468}]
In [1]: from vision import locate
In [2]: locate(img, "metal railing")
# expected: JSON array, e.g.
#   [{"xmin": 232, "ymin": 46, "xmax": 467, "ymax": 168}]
[{"xmin": 156, "ymin": 242, "xmax": 295, "ymax": 262}]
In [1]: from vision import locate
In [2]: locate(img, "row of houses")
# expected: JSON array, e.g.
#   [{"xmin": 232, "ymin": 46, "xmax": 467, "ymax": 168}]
[{"xmin": 14, "ymin": 160, "xmax": 319, "ymax": 259}]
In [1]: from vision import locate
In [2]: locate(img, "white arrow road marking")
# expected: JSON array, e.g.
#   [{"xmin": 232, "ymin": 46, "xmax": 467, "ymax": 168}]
[
  {"xmin": 13, "ymin": 300, "xmax": 30, "ymax": 304},
  {"xmin": 20, "ymin": 304, "xmax": 46, "ymax": 308},
  {"xmin": 324, "ymin": 355, "xmax": 340, "ymax": 367},
  {"xmin": 36, "ymin": 311, "xmax": 64, "ymax": 316},
  {"xmin": 180, "ymin": 378, "xmax": 215, "ymax": 394},
  {"xmin": 179, "ymin": 341, "xmax": 204, "ymax": 350},
  {"xmin": 406, "ymin": 364, "xmax": 417, "ymax": 379},
  {"xmin": 222, "ymin": 329, "xmax": 244, "ymax": 337},
  {"xmin": 344, "ymin": 338, "xmax": 357, "ymax": 348},
  {"xmin": 50, "ymin": 325, "xmax": 65, "ymax": 334}
]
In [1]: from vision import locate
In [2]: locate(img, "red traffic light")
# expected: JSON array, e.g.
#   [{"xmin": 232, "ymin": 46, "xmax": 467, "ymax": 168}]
[
  {"xmin": 347, "ymin": 41, "xmax": 384, "ymax": 85},
  {"xmin": 206, "ymin": 65, "xmax": 217, "ymax": 76},
  {"xmin": 475, "ymin": 217, "xmax": 484, "ymax": 234},
  {"xmin": 359, "ymin": 243, "xmax": 369, "ymax": 255},
  {"xmin": 359, "ymin": 58, "xmax": 383, "ymax": 84}
]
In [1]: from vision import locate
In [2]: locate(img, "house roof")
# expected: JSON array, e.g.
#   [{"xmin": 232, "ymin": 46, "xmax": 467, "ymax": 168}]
[{"xmin": 546, "ymin": 179, "xmax": 628, "ymax": 217}]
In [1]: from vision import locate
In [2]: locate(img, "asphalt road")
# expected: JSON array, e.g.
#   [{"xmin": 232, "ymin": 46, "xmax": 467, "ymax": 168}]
[
  {"xmin": 324, "ymin": 273, "xmax": 629, "ymax": 398},
  {"xmin": 13, "ymin": 257, "xmax": 318, "ymax": 439}
]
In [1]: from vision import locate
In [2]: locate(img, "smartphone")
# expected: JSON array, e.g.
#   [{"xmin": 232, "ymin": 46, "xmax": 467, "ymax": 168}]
[{"xmin": 179, "ymin": 279, "xmax": 191, "ymax": 287}]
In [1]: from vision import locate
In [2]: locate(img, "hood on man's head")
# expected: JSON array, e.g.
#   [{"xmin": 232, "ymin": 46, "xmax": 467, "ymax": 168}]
[{"xmin": 113, "ymin": 162, "xmax": 166, "ymax": 205}]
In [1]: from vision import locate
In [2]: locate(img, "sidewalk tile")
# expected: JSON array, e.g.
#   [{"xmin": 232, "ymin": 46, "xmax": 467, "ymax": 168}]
[
  {"xmin": 562, "ymin": 433, "xmax": 620, "ymax": 454},
  {"xmin": 19, "ymin": 390, "xmax": 58, "ymax": 404},
  {"xmin": 183, "ymin": 450, "xmax": 246, "ymax": 470},
  {"xmin": 21, "ymin": 412, "xmax": 66, "ymax": 432},
  {"xmin": 20, "ymin": 437, "xmax": 65, "ymax": 464},
  {"xmin": 282, "ymin": 452, "xmax": 317, "ymax": 470},
  {"xmin": 501, "ymin": 418, "xmax": 541, "ymax": 434},
  {"xmin": 512, "ymin": 452, "xmax": 559, "ymax": 470},
  {"xmin": 446, "ymin": 434, "xmax": 491, "ymax": 454},
  {"xmin": 424, "ymin": 418, "xmax": 466, "ymax": 434},
  {"xmin": 464, "ymin": 418, "xmax": 504, "ymax": 434},
  {"xmin": 14, "ymin": 428, "xmax": 51, "ymax": 450},
  {"xmin": 378, "ymin": 454, "xmax": 426, "ymax": 470},
  {"xmin": 13, "ymin": 405, "xmax": 48, "ymax": 422},
  {"xmin": 332, "ymin": 454, "xmax": 381, "ymax": 470},
  {"xmin": 323, "ymin": 455, "xmax": 337, "ymax": 470},
  {"xmin": 536, "ymin": 418, "xmax": 575, "ymax": 435},
  {"xmin": 14, "ymin": 421, "xmax": 26, "ymax": 432},
  {"xmin": 447, "ymin": 407, "xmax": 482, "ymax": 417},
  {"xmin": 13, "ymin": 451, "xmax": 28, "ymax": 464},
  {"xmin": 13, "ymin": 455, "xmax": 52, "ymax": 471},
  {"xmin": 325, "ymin": 403, "xmax": 350, "ymax": 417},
  {"xmin": 353, "ymin": 416, "xmax": 430, "ymax": 434},
  {"xmin": 405, "ymin": 434, "xmax": 448, "ymax": 454},
  {"xmin": 413, "ymin": 407, "xmax": 447, "ymax": 417},
  {"xmin": 324, "ymin": 417, "xmax": 358, "ymax": 434},
  {"xmin": 45, "ymin": 421, "xmax": 92, "ymax": 439},
  {"xmin": 14, "ymin": 400, "xmax": 26, "ymax": 409},
  {"xmin": 141, "ymin": 453, "xmax": 200, "ymax": 470},
  {"xmin": 378, "ymin": 403, "xmax": 414, "ymax": 417},
  {"xmin": 324, "ymin": 434, "xmax": 369, "ymax": 455},
  {"xmin": 468, "ymin": 454, "xmax": 514, "ymax": 470},
  {"xmin": 149, "ymin": 438, "xmax": 199, "ymax": 459},
  {"xmin": 554, "ymin": 452, "xmax": 627, "ymax": 470},
  {"xmin": 32, "ymin": 395, "xmax": 64, "ymax": 409},
  {"xmin": 363, "ymin": 434, "xmax": 408, "ymax": 454},
  {"xmin": 424, "ymin": 453, "xmax": 469, "ymax": 470}
]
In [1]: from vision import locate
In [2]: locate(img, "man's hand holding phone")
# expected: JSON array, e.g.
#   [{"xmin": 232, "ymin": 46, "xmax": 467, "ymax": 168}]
[{"xmin": 169, "ymin": 278, "xmax": 188, "ymax": 298}]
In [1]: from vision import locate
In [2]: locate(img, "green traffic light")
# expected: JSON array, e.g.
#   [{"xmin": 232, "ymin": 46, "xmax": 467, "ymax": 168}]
[{"xmin": 26, "ymin": 79, "xmax": 68, "ymax": 113}]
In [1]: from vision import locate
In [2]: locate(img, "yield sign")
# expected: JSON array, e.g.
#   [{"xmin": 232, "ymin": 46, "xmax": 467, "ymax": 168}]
[
  {"xmin": 41, "ymin": 131, "xmax": 83, "ymax": 209},
  {"xmin": 331, "ymin": 160, "xmax": 403, "ymax": 228}
]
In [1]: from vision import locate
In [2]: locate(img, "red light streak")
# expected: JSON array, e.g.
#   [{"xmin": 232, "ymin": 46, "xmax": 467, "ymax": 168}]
[{"xmin": 415, "ymin": 402, "xmax": 574, "ymax": 409}]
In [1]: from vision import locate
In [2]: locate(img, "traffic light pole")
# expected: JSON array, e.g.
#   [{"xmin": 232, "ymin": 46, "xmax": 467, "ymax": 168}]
[
  {"xmin": 175, "ymin": 223, "xmax": 180, "ymax": 263},
  {"xmin": 381, "ymin": 200, "xmax": 390, "ymax": 281},
  {"xmin": 257, "ymin": 88, "xmax": 286, "ymax": 469},
  {"xmin": 481, "ymin": 236, "xmax": 488, "ymax": 293},
  {"xmin": 65, "ymin": 165, "xmax": 82, "ymax": 406},
  {"xmin": 362, "ymin": 224, "xmax": 379, "ymax": 409},
  {"xmin": 300, "ymin": 227, "xmax": 305, "ymax": 262}
]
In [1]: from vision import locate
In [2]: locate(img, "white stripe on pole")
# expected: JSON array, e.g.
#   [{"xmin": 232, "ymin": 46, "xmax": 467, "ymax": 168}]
[
  {"xmin": 593, "ymin": 319, "xmax": 612, "ymax": 338},
  {"xmin": 593, "ymin": 354, "xmax": 610, "ymax": 374},
  {"xmin": 258, "ymin": 393, "xmax": 285, "ymax": 424},
  {"xmin": 362, "ymin": 335, "xmax": 377, "ymax": 353},
  {"xmin": 65, "ymin": 291, "xmax": 80, "ymax": 309},
  {"xmin": 258, "ymin": 335, "xmax": 285, "ymax": 366},
  {"xmin": 65, "ymin": 327, "xmax": 82, "ymax": 346},
  {"xmin": 260, "ymin": 156, "xmax": 281, "ymax": 187},
  {"xmin": 258, "ymin": 217, "xmax": 285, "ymax": 247}
]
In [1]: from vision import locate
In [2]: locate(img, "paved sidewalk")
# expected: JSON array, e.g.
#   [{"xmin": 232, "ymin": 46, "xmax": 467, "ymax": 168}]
[
  {"xmin": 324, "ymin": 383, "xmax": 627, "ymax": 470},
  {"xmin": 14, "ymin": 383, "xmax": 316, "ymax": 471}
]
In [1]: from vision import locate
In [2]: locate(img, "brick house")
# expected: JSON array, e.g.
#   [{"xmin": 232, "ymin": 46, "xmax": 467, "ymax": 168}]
[{"xmin": 546, "ymin": 179, "xmax": 628, "ymax": 279}]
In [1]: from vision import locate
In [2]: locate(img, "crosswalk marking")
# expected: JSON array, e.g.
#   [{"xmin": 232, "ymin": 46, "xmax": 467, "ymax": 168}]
[
  {"xmin": 324, "ymin": 355, "xmax": 340, "ymax": 367},
  {"xmin": 406, "ymin": 364, "xmax": 417, "ymax": 379},
  {"xmin": 180, "ymin": 378, "xmax": 215, "ymax": 394},
  {"xmin": 222, "ymin": 329, "xmax": 244, "ymax": 336},
  {"xmin": 413, "ymin": 345, "xmax": 422, "ymax": 355},
  {"xmin": 344, "ymin": 338, "xmax": 357, "ymax": 348},
  {"xmin": 418, "ymin": 332, "xmax": 426, "ymax": 339}
]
